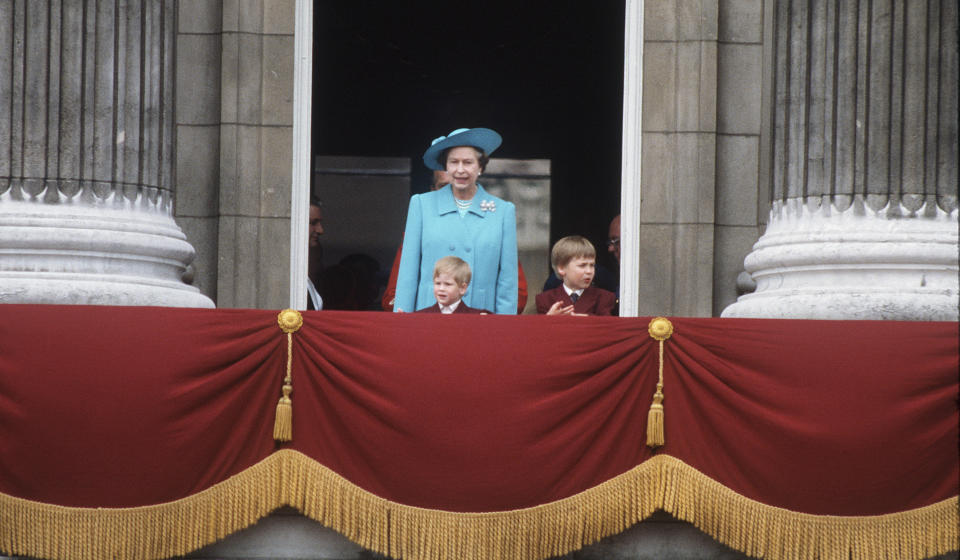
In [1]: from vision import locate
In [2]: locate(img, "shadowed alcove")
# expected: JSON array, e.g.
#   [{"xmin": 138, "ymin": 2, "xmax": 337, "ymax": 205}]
[{"xmin": 311, "ymin": 1, "xmax": 625, "ymax": 291}]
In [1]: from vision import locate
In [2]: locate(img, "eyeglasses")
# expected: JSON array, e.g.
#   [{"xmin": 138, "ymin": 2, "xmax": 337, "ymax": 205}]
[{"xmin": 606, "ymin": 237, "xmax": 620, "ymax": 247}]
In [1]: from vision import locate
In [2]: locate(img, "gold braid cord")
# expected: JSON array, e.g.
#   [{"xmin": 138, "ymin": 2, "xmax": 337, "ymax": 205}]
[
  {"xmin": 646, "ymin": 317, "xmax": 673, "ymax": 448},
  {"xmin": 0, "ymin": 451, "xmax": 955, "ymax": 560},
  {"xmin": 274, "ymin": 309, "xmax": 303, "ymax": 442}
]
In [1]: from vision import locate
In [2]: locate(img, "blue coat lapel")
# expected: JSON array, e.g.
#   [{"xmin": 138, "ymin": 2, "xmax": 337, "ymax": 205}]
[{"xmin": 436, "ymin": 186, "xmax": 457, "ymax": 216}]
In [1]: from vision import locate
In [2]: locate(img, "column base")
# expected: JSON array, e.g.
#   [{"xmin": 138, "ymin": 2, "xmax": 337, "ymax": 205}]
[
  {"xmin": 0, "ymin": 274, "xmax": 214, "ymax": 308},
  {"xmin": 723, "ymin": 198, "xmax": 958, "ymax": 321},
  {"xmin": 0, "ymin": 192, "xmax": 214, "ymax": 308}
]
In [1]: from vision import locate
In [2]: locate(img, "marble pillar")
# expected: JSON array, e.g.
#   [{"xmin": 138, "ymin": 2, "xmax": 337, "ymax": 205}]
[
  {"xmin": 724, "ymin": 0, "xmax": 958, "ymax": 320},
  {"xmin": 0, "ymin": 0, "xmax": 213, "ymax": 307}
]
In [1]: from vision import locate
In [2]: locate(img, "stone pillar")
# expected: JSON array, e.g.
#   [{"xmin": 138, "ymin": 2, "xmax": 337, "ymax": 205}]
[
  {"xmin": 0, "ymin": 0, "xmax": 212, "ymax": 307},
  {"xmin": 724, "ymin": 0, "xmax": 958, "ymax": 320}
]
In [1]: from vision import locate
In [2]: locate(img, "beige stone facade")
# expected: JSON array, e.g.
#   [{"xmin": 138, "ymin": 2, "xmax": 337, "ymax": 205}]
[
  {"xmin": 175, "ymin": 0, "xmax": 297, "ymax": 309},
  {"xmin": 173, "ymin": 0, "xmax": 777, "ymax": 317}
]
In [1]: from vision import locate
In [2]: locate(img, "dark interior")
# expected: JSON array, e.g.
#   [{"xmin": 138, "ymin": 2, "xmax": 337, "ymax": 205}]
[{"xmin": 312, "ymin": 1, "xmax": 625, "ymax": 271}]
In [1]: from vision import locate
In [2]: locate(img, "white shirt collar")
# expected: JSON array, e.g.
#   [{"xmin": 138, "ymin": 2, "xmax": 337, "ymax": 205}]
[
  {"xmin": 562, "ymin": 285, "xmax": 584, "ymax": 298},
  {"xmin": 307, "ymin": 278, "xmax": 323, "ymax": 310},
  {"xmin": 440, "ymin": 299, "xmax": 462, "ymax": 314}
]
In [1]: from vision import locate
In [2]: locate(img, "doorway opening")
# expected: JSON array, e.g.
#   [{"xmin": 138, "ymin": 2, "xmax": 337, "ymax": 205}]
[{"xmin": 309, "ymin": 2, "xmax": 625, "ymax": 303}]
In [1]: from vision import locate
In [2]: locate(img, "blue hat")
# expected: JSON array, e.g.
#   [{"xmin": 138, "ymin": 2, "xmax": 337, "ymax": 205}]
[{"xmin": 422, "ymin": 128, "xmax": 502, "ymax": 171}]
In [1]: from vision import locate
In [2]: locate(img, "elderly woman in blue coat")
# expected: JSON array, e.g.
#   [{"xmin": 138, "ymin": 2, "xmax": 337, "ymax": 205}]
[{"xmin": 394, "ymin": 128, "xmax": 518, "ymax": 314}]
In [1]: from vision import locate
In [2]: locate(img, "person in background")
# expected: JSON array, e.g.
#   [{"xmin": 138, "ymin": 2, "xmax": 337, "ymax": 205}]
[
  {"xmin": 542, "ymin": 214, "xmax": 620, "ymax": 303},
  {"xmin": 607, "ymin": 214, "xmax": 621, "ymax": 264},
  {"xmin": 393, "ymin": 127, "xmax": 518, "ymax": 314},
  {"xmin": 606, "ymin": 214, "xmax": 621, "ymax": 315},
  {"xmin": 320, "ymin": 253, "xmax": 384, "ymax": 311},
  {"xmin": 415, "ymin": 256, "xmax": 490, "ymax": 314},
  {"xmin": 306, "ymin": 197, "xmax": 324, "ymax": 310},
  {"xmin": 536, "ymin": 236, "xmax": 616, "ymax": 316},
  {"xmin": 339, "ymin": 253, "xmax": 383, "ymax": 311}
]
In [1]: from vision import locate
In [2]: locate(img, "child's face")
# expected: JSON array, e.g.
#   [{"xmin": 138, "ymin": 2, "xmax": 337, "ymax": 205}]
[
  {"xmin": 557, "ymin": 256, "xmax": 595, "ymax": 291},
  {"xmin": 433, "ymin": 273, "xmax": 468, "ymax": 307}
]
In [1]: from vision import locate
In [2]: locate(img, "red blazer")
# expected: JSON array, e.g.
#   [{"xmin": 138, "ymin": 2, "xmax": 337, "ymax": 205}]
[
  {"xmin": 535, "ymin": 285, "xmax": 616, "ymax": 316},
  {"xmin": 415, "ymin": 302, "xmax": 490, "ymax": 314}
]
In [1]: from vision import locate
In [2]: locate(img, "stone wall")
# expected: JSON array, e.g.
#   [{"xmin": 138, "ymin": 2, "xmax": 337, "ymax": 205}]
[
  {"xmin": 713, "ymin": 0, "xmax": 769, "ymax": 315},
  {"xmin": 638, "ymin": 0, "xmax": 768, "ymax": 317},
  {"xmin": 175, "ymin": 0, "xmax": 296, "ymax": 308},
  {"xmin": 175, "ymin": 0, "xmax": 223, "ymax": 302}
]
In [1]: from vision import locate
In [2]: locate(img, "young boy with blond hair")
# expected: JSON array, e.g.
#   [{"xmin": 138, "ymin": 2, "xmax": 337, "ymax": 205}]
[
  {"xmin": 415, "ymin": 256, "xmax": 490, "ymax": 314},
  {"xmin": 536, "ymin": 236, "xmax": 617, "ymax": 316}
]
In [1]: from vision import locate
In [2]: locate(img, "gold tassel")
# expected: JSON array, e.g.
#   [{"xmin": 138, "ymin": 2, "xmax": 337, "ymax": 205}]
[
  {"xmin": 646, "ymin": 386, "xmax": 664, "ymax": 447},
  {"xmin": 274, "ymin": 384, "xmax": 293, "ymax": 442},
  {"xmin": 275, "ymin": 310, "xmax": 303, "ymax": 443},
  {"xmin": 647, "ymin": 317, "xmax": 674, "ymax": 449}
]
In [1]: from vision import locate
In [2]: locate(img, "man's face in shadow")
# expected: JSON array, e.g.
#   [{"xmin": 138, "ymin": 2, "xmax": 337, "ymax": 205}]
[
  {"xmin": 431, "ymin": 170, "xmax": 451, "ymax": 191},
  {"xmin": 309, "ymin": 204, "xmax": 324, "ymax": 248},
  {"xmin": 608, "ymin": 215, "xmax": 621, "ymax": 263}
]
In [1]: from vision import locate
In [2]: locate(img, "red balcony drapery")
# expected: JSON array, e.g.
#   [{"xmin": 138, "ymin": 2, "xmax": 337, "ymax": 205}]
[{"xmin": 0, "ymin": 305, "xmax": 956, "ymax": 560}]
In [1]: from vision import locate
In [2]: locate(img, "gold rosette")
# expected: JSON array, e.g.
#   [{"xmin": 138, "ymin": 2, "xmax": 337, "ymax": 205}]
[
  {"xmin": 648, "ymin": 316, "xmax": 673, "ymax": 341},
  {"xmin": 278, "ymin": 309, "xmax": 303, "ymax": 334}
]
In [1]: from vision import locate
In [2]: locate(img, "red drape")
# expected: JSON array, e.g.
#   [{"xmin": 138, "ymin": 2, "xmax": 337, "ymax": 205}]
[{"xmin": 0, "ymin": 305, "xmax": 956, "ymax": 517}]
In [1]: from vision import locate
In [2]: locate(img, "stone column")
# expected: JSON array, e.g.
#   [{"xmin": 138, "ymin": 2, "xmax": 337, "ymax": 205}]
[
  {"xmin": 724, "ymin": 0, "xmax": 958, "ymax": 320},
  {"xmin": 0, "ymin": 0, "xmax": 212, "ymax": 307}
]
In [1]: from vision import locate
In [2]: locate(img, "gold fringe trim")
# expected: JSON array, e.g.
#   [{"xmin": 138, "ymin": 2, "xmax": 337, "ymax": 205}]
[{"xmin": 1, "ymin": 451, "xmax": 956, "ymax": 560}]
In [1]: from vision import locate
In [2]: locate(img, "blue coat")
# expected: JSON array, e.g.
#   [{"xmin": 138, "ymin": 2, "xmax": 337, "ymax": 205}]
[{"xmin": 395, "ymin": 185, "xmax": 518, "ymax": 314}]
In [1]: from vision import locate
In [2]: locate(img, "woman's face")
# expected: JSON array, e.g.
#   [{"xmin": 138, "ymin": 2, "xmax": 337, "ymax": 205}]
[{"xmin": 445, "ymin": 146, "xmax": 482, "ymax": 194}]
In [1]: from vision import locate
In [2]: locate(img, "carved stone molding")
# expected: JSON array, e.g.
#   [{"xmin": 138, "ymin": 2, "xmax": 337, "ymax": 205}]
[
  {"xmin": 723, "ymin": 197, "xmax": 958, "ymax": 320},
  {"xmin": 0, "ymin": 190, "xmax": 212, "ymax": 307}
]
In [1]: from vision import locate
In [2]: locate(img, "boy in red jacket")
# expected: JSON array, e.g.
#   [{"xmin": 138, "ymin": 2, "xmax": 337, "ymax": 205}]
[
  {"xmin": 536, "ymin": 236, "xmax": 616, "ymax": 316},
  {"xmin": 415, "ymin": 256, "xmax": 490, "ymax": 314}
]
